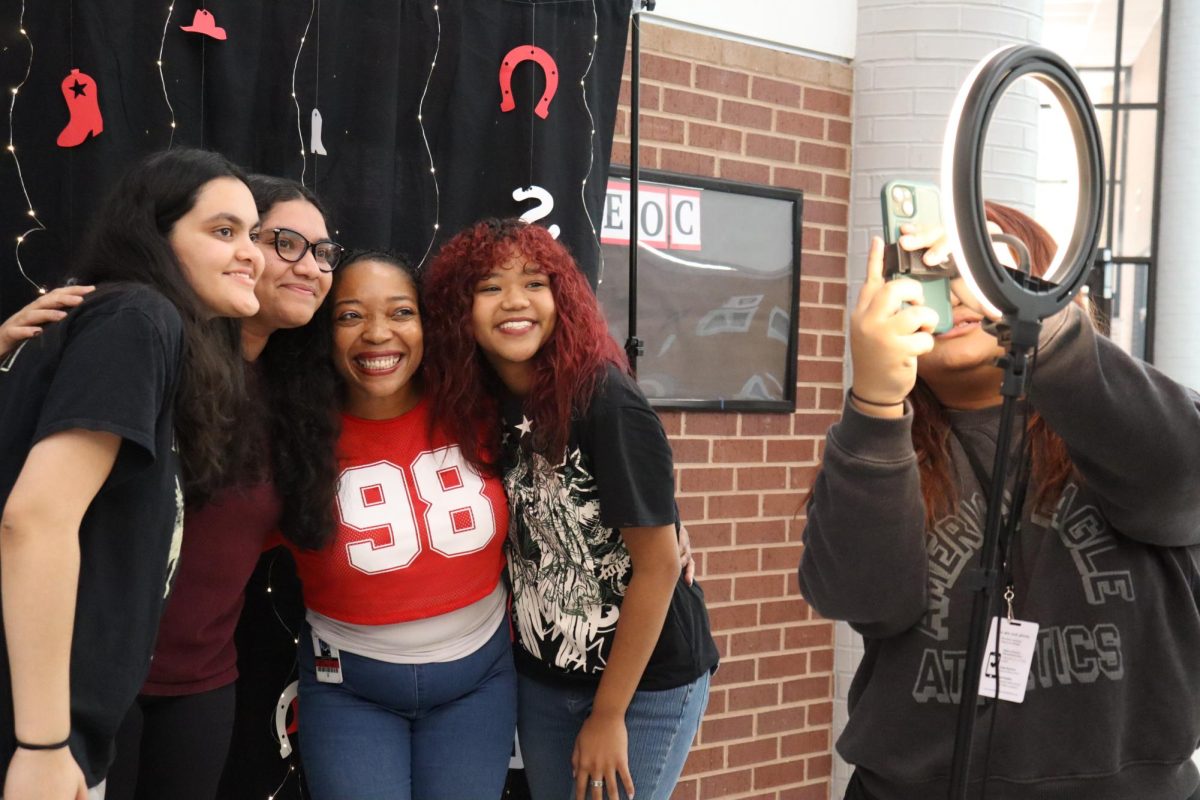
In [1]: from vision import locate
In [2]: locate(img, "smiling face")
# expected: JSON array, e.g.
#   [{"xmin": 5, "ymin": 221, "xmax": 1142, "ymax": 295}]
[
  {"xmin": 331, "ymin": 259, "xmax": 423, "ymax": 419},
  {"xmin": 470, "ymin": 250, "xmax": 556, "ymax": 394},
  {"xmin": 250, "ymin": 198, "xmax": 334, "ymax": 332},
  {"xmin": 168, "ymin": 176, "xmax": 263, "ymax": 318}
]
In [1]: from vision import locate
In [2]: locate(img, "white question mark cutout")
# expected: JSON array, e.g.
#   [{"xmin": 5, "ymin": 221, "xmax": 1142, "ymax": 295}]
[{"xmin": 512, "ymin": 185, "xmax": 561, "ymax": 239}]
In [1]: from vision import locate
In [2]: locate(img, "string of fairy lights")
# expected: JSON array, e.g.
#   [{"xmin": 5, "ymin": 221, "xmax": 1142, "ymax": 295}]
[
  {"xmin": 580, "ymin": 0, "xmax": 602, "ymax": 277},
  {"xmin": 415, "ymin": 1, "xmax": 444, "ymax": 269},
  {"xmin": 7, "ymin": 0, "xmax": 48, "ymax": 294},
  {"xmin": 291, "ymin": 0, "xmax": 316, "ymax": 186},
  {"xmin": 267, "ymin": 762, "xmax": 298, "ymax": 800},
  {"xmin": 264, "ymin": 553, "xmax": 301, "ymax": 800},
  {"xmin": 157, "ymin": 3, "xmax": 177, "ymax": 147},
  {"xmin": 526, "ymin": 1, "xmax": 537, "ymax": 188}
]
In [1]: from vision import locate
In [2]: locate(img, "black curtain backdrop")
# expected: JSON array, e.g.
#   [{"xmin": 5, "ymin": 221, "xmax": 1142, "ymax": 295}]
[{"xmin": 0, "ymin": 0, "xmax": 630, "ymax": 317}]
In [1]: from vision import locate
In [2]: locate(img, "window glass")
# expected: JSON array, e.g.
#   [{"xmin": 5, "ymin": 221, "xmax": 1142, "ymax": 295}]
[
  {"xmin": 1111, "ymin": 109, "xmax": 1157, "ymax": 258},
  {"xmin": 1106, "ymin": 261, "xmax": 1149, "ymax": 360},
  {"xmin": 1120, "ymin": 5, "xmax": 1163, "ymax": 103},
  {"xmin": 1042, "ymin": 0, "xmax": 1118, "ymax": 104},
  {"xmin": 597, "ymin": 174, "xmax": 800, "ymax": 411},
  {"xmin": 1077, "ymin": 67, "xmax": 1117, "ymax": 107}
]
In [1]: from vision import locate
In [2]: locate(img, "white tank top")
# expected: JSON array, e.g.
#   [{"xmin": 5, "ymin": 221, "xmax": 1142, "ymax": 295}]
[{"xmin": 306, "ymin": 582, "xmax": 507, "ymax": 664}]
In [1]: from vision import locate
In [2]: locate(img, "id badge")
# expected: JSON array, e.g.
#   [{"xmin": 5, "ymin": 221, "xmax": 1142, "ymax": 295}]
[
  {"xmin": 978, "ymin": 617, "xmax": 1039, "ymax": 703},
  {"xmin": 311, "ymin": 630, "xmax": 343, "ymax": 684}
]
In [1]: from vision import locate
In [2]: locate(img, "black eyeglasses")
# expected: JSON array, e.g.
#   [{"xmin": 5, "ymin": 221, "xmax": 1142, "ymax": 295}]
[{"xmin": 260, "ymin": 228, "xmax": 344, "ymax": 272}]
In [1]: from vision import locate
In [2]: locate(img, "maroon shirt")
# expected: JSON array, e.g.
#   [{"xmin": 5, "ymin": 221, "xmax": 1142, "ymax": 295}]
[{"xmin": 141, "ymin": 481, "xmax": 281, "ymax": 695}]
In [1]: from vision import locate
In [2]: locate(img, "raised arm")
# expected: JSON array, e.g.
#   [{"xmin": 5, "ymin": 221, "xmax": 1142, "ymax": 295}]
[
  {"xmin": 798, "ymin": 236, "xmax": 937, "ymax": 638},
  {"xmin": 1029, "ymin": 303, "xmax": 1200, "ymax": 545}
]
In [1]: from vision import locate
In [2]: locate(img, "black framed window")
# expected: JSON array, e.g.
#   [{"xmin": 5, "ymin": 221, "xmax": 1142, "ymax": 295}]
[
  {"xmin": 1045, "ymin": 0, "xmax": 1169, "ymax": 359},
  {"xmin": 595, "ymin": 167, "xmax": 803, "ymax": 412}
]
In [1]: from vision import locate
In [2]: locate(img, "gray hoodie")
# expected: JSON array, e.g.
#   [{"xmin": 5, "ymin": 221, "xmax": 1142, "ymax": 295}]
[{"xmin": 799, "ymin": 304, "xmax": 1200, "ymax": 800}]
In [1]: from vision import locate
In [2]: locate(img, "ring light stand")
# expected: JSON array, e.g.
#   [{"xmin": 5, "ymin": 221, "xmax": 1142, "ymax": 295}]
[{"xmin": 939, "ymin": 45, "xmax": 1104, "ymax": 800}]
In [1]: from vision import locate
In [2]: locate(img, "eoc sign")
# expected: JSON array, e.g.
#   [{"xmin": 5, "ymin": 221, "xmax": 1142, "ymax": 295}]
[
  {"xmin": 597, "ymin": 169, "xmax": 803, "ymax": 412},
  {"xmin": 601, "ymin": 180, "xmax": 702, "ymax": 251}
]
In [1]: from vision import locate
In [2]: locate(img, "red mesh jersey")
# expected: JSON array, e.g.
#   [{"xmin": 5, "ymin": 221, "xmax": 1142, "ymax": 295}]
[{"xmin": 292, "ymin": 397, "xmax": 508, "ymax": 624}]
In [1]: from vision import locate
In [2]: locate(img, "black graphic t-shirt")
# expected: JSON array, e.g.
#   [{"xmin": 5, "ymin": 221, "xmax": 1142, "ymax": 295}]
[
  {"xmin": 502, "ymin": 364, "xmax": 719, "ymax": 691},
  {"xmin": 0, "ymin": 284, "xmax": 185, "ymax": 788}
]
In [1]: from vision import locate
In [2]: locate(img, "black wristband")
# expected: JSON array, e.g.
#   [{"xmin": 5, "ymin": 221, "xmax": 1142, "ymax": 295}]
[
  {"xmin": 15, "ymin": 736, "xmax": 70, "ymax": 751},
  {"xmin": 848, "ymin": 388, "xmax": 904, "ymax": 408}
]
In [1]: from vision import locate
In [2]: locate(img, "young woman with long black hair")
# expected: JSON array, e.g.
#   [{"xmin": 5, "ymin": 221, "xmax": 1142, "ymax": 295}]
[
  {"xmin": 0, "ymin": 148, "xmax": 263, "ymax": 800},
  {"xmin": 103, "ymin": 174, "xmax": 343, "ymax": 800}
]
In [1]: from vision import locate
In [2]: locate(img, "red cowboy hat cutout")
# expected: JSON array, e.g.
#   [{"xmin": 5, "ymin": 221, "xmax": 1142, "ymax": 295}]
[{"xmin": 181, "ymin": 9, "xmax": 227, "ymax": 41}]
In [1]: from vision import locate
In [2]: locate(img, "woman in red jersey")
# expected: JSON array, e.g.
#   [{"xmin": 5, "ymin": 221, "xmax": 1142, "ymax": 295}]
[{"xmin": 279, "ymin": 251, "xmax": 516, "ymax": 800}]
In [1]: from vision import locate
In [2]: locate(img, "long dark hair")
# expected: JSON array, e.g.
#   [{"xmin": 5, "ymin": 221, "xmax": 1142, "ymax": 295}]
[
  {"xmin": 422, "ymin": 219, "xmax": 627, "ymax": 473},
  {"xmin": 910, "ymin": 202, "xmax": 1074, "ymax": 526},
  {"xmin": 213, "ymin": 175, "xmax": 340, "ymax": 541},
  {"xmin": 270, "ymin": 249, "xmax": 416, "ymax": 551},
  {"xmin": 72, "ymin": 148, "xmax": 249, "ymax": 502}
]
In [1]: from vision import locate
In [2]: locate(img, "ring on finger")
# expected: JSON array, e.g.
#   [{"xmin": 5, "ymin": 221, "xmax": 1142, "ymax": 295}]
[{"xmin": 591, "ymin": 778, "xmax": 604, "ymax": 787}]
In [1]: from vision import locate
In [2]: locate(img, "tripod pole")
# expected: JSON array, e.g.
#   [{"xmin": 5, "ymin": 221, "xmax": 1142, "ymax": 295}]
[
  {"xmin": 624, "ymin": 3, "xmax": 651, "ymax": 371},
  {"xmin": 947, "ymin": 316, "xmax": 1041, "ymax": 800}
]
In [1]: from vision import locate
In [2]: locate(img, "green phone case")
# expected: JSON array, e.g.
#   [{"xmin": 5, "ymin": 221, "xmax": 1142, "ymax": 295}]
[{"xmin": 880, "ymin": 180, "xmax": 953, "ymax": 334}]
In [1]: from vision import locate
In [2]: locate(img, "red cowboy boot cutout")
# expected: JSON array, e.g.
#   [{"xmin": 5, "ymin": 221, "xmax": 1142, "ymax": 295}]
[
  {"xmin": 57, "ymin": 68, "xmax": 103, "ymax": 148},
  {"xmin": 181, "ymin": 9, "xmax": 228, "ymax": 41},
  {"xmin": 499, "ymin": 45, "xmax": 559, "ymax": 119}
]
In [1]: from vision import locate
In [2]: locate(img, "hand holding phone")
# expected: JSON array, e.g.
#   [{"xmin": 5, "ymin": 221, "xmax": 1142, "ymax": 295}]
[{"xmin": 848, "ymin": 237, "xmax": 939, "ymax": 416}]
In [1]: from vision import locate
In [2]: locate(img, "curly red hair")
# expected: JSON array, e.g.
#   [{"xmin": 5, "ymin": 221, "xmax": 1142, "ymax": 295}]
[{"xmin": 422, "ymin": 219, "xmax": 628, "ymax": 472}]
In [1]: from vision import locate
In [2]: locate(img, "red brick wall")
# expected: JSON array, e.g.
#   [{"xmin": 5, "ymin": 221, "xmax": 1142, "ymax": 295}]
[{"xmin": 611, "ymin": 23, "xmax": 852, "ymax": 800}]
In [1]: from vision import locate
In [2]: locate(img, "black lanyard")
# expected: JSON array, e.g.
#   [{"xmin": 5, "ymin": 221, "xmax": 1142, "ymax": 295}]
[{"xmin": 950, "ymin": 425, "xmax": 1033, "ymax": 614}]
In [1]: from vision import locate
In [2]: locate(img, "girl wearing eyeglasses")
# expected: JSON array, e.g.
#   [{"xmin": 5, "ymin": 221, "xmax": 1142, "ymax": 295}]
[{"xmin": 102, "ymin": 175, "xmax": 343, "ymax": 800}]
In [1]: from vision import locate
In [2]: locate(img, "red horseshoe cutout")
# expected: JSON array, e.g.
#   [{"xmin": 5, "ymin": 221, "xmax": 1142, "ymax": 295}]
[{"xmin": 499, "ymin": 45, "xmax": 559, "ymax": 120}]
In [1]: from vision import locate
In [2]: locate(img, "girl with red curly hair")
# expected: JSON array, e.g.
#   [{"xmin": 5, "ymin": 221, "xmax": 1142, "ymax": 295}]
[{"xmin": 423, "ymin": 219, "xmax": 719, "ymax": 800}]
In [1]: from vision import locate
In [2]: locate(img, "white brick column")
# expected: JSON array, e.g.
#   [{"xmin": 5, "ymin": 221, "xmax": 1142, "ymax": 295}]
[
  {"xmin": 834, "ymin": 2, "xmax": 1044, "ymax": 796},
  {"xmin": 1150, "ymin": 1, "xmax": 1200, "ymax": 386}
]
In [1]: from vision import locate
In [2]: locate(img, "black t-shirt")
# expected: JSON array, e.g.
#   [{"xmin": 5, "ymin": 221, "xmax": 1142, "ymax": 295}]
[
  {"xmin": 0, "ymin": 284, "xmax": 185, "ymax": 787},
  {"xmin": 502, "ymin": 364, "xmax": 719, "ymax": 691}
]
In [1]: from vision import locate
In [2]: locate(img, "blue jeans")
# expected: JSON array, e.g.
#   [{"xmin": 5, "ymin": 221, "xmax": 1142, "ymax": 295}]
[
  {"xmin": 297, "ymin": 620, "xmax": 517, "ymax": 800},
  {"xmin": 517, "ymin": 670, "xmax": 710, "ymax": 800}
]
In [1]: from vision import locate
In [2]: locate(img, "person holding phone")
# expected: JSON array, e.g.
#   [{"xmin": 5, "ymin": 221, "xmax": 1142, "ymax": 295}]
[{"xmin": 799, "ymin": 202, "xmax": 1200, "ymax": 800}]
